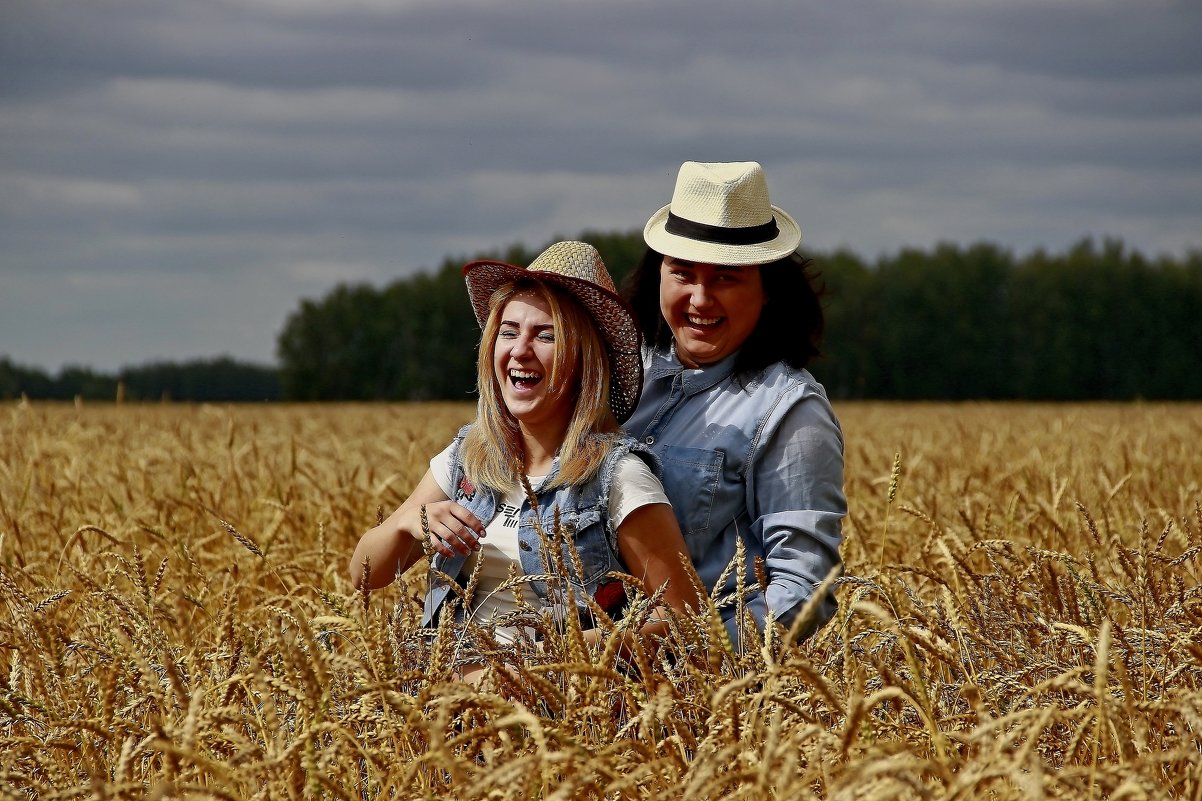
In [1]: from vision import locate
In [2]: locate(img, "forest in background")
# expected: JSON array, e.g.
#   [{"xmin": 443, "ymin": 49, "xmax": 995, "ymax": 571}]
[{"xmin": 4, "ymin": 234, "xmax": 1200, "ymax": 402}]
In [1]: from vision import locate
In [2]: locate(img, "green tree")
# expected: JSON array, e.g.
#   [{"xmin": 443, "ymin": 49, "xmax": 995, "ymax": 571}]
[
  {"xmin": 872, "ymin": 242, "xmax": 1012, "ymax": 399},
  {"xmin": 811, "ymin": 247, "xmax": 878, "ymax": 399},
  {"xmin": 273, "ymin": 235, "xmax": 1202, "ymax": 402}
]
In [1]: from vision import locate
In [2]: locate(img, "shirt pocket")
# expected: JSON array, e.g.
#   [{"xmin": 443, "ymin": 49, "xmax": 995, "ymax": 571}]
[
  {"xmin": 657, "ymin": 444, "xmax": 724, "ymax": 544},
  {"xmin": 557, "ymin": 508, "xmax": 615, "ymax": 588}
]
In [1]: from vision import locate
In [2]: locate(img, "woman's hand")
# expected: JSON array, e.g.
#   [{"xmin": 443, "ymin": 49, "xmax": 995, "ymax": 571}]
[
  {"xmin": 419, "ymin": 499, "xmax": 487, "ymax": 558},
  {"xmin": 350, "ymin": 470, "xmax": 451, "ymax": 590}
]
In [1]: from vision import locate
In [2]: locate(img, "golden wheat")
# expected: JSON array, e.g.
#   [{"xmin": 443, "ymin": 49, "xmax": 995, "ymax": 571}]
[{"xmin": 1, "ymin": 400, "xmax": 1200, "ymax": 799}]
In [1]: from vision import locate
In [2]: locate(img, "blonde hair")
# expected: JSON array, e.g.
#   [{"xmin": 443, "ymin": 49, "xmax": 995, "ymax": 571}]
[{"xmin": 461, "ymin": 280, "xmax": 619, "ymax": 491}]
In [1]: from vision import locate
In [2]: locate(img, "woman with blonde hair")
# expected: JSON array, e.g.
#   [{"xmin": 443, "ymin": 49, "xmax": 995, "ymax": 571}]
[{"xmin": 350, "ymin": 241, "xmax": 697, "ymax": 652}]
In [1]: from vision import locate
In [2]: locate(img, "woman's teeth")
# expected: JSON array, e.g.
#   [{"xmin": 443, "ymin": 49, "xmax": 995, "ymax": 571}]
[
  {"xmin": 688, "ymin": 315, "xmax": 721, "ymax": 326},
  {"xmin": 509, "ymin": 370, "xmax": 542, "ymax": 388}
]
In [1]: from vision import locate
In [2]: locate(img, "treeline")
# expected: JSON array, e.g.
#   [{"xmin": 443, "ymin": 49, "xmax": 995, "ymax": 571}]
[
  {"xmin": 818, "ymin": 238, "xmax": 1202, "ymax": 399},
  {"xmin": 0, "ymin": 356, "xmax": 280, "ymax": 402},
  {"xmin": 276, "ymin": 232, "xmax": 646, "ymax": 401},
  {"xmin": 278, "ymin": 234, "xmax": 1202, "ymax": 402},
  {"xmin": 6, "ymin": 234, "xmax": 1200, "ymax": 402}
]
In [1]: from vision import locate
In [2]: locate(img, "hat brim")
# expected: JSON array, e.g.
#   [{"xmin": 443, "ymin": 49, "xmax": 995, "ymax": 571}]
[
  {"xmin": 462, "ymin": 259, "xmax": 644, "ymax": 423},
  {"xmin": 643, "ymin": 204, "xmax": 802, "ymax": 266}
]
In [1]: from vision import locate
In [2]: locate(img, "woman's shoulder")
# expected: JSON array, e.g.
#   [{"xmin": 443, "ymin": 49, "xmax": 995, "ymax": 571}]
[
  {"xmin": 735, "ymin": 363, "xmax": 841, "ymax": 439},
  {"xmin": 581, "ymin": 429, "xmax": 637, "ymax": 448},
  {"xmin": 443, "ymin": 422, "xmax": 474, "ymax": 462},
  {"xmin": 746, "ymin": 361, "xmax": 830, "ymax": 400},
  {"xmin": 592, "ymin": 432, "xmax": 659, "ymax": 475}
]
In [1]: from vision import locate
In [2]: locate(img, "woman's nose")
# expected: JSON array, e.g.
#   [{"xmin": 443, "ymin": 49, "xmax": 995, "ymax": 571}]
[
  {"xmin": 510, "ymin": 335, "xmax": 533, "ymax": 358},
  {"xmin": 690, "ymin": 282, "xmax": 713, "ymax": 308}
]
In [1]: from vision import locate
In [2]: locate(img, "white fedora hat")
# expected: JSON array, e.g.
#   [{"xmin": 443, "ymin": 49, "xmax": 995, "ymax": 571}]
[
  {"xmin": 643, "ymin": 161, "xmax": 802, "ymax": 266},
  {"xmin": 462, "ymin": 241, "xmax": 643, "ymax": 423}
]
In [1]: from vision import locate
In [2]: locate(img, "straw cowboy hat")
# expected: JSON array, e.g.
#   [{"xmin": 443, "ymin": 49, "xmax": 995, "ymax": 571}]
[
  {"xmin": 644, "ymin": 161, "xmax": 802, "ymax": 266},
  {"xmin": 462, "ymin": 241, "xmax": 643, "ymax": 423}
]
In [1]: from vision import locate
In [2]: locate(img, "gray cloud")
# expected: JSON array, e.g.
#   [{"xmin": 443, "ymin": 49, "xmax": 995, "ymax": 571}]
[{"xmin": 2, "ymin": 0, "xmax": 1199, "ymax": 371}]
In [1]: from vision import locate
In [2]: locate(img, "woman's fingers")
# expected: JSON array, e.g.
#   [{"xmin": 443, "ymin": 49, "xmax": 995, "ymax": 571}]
[
  {"xmin": 424, "ymin": 501, "xmax": 486, "ymax": 557},
  {"xmin": 448, "ymin": 504, "xmax": 487, "ymax": 539},
  {"xmin": 433, "ymin": 518, "xmax": 477, "ymax": 555}
]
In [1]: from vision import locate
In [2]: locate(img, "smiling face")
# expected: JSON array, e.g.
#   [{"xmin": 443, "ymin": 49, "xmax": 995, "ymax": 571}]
[
  {"xmin": 491, "ymin": 290, "xmax": 576, "ymax": 436},
  {"xmin": 658, "ymin": 256, "xmax": 766, "ymax": 368}
]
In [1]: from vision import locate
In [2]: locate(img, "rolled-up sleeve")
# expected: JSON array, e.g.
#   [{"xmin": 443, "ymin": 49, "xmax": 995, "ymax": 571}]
[{"xmin": 746, "ymin": 389, "xmax": 846, "ymax": 633}]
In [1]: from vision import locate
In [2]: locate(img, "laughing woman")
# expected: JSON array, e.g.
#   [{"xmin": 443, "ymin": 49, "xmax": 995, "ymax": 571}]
[
  {"xmin": 623, "ymin": 161, "xmax": 847, "ymax": 646},
  {"xmin": 349, "ymin": 241, "xmax": 698, "ymax": 663}
]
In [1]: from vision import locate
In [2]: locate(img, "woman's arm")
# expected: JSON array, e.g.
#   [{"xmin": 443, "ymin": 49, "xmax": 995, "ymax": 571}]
[
  {"xmin": 348, "ymin": 469, "xmax": 487, "ymax": 591},
  {"xmin": 748, "ymin": 392, "xmax": 846, "ymax": 635},
  {"xmin": 613, "ymin": 502, "xmax": 702, "ymax": 638}
]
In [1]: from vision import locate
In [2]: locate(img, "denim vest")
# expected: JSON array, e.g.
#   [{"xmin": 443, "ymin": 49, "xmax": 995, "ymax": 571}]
[{"xmin": 420, "ymin": 425, "xmax": 657, "ymax": 627}]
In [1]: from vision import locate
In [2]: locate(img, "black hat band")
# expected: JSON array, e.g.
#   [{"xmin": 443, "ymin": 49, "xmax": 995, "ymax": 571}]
[{"xmin": 665, "ymin": 211, "xmax": 780, "ymax": 246}]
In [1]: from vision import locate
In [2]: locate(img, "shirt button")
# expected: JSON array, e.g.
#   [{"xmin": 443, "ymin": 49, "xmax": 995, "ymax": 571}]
[
  {"xmin": 644, "ymin": 435, "xmax": 655, "ymax": 445},
  {"xmin": 518, "ymin": 540, "xmax": 532, "ymax": 552}
]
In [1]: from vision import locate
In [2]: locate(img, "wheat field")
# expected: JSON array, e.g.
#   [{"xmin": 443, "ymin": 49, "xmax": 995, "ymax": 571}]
[{"xmin": 1, "ymin": 400, "xmax": 1200, "ymax": 799}]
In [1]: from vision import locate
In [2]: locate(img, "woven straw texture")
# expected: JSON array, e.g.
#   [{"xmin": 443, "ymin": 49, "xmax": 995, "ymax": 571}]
[
  {"xmin": 644, "ymin": 161, "xmax": 802, "ymax": 266},
  {"xmin": 463, "ymin": 241, "xmax": 643, "ymax": 423}
]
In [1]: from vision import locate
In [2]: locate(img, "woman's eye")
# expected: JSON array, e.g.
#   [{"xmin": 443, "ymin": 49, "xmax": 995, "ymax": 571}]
[
  {"xmin": 499, "ymin": 329, "xmax": 517, "ymax": 339},
  {"xmin": 537, "ymin": 332, "xmax": 556, "ymax": 343}
]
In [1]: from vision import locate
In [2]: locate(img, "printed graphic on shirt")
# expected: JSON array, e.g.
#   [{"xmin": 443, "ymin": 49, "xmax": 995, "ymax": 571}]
[
  {"xmin": 456, "ymin": 476, "xmax": 476, "ymax": 502},
  {"xmin": 498, "ymin": 504, "xmax": 521, "ymax": 528}
]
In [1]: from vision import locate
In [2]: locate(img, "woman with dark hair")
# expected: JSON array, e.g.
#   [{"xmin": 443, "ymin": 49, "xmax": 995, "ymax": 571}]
[{"xmin": 622, "ymin": 161, "xmax": 846, "ymax": 647}]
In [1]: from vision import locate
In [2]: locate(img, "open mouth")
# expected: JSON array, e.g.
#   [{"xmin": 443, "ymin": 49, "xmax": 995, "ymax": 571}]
[
  {"xmin": 509, "ymin": 369, "xmax": 543, "ymax": 390},
  {"xmin": 686, "ymin": 314, "xmax": 723, "ymax": 329}
]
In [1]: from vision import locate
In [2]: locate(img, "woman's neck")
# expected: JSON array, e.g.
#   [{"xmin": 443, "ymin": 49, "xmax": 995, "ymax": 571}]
[{"xmin": 519, "ymin": 423, "xmax": 567, "ymax": 476}]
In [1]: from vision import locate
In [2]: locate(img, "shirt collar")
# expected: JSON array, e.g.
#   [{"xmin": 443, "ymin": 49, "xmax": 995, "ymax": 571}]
[{"xmin": 646, "ymin": 344, "xmax": 739, "ymax": 396}]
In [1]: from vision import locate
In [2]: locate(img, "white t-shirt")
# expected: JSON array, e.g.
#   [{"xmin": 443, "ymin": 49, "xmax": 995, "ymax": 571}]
[{"xmin": 429, "ymin": 443, "xmax": 669, "ymax": 642}]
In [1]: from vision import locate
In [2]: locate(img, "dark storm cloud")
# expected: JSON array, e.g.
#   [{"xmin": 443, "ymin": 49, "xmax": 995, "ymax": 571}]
[
  {"xmin": 1, "ymin": 0, "xmax": 483, "ymax": 95},
  {"xmin": 2, "ymin": 0, "xmax": 1200, "ymax": 370}
]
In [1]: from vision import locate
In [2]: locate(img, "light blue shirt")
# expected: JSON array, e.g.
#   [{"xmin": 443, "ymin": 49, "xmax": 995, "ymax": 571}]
[{"xmin": 624, "ymin": 346, "xmax": 846, "ymax": 645}]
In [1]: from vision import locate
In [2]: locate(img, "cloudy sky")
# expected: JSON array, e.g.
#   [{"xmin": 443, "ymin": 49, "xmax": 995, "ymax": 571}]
[{"xmin": 2, "ymin": 0, "xmax": 1200, "ymax": 372}]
